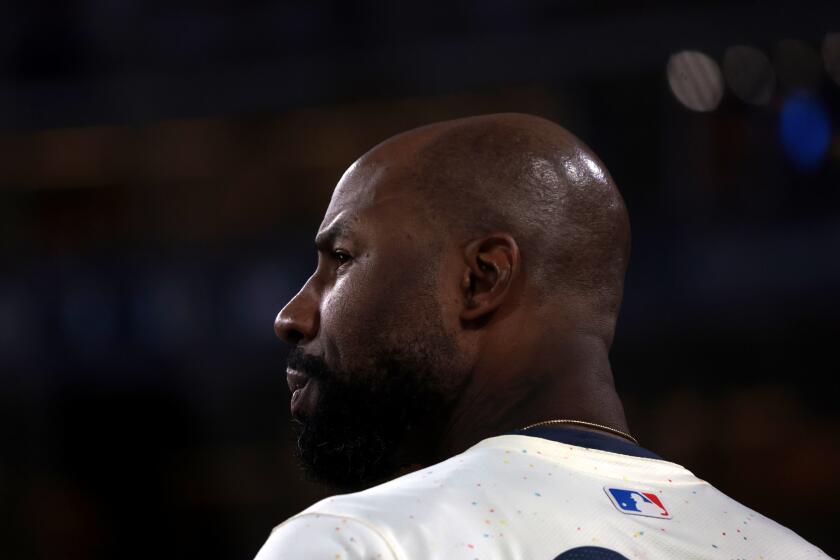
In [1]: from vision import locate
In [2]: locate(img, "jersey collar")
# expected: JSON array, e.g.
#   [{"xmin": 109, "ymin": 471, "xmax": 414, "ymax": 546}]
[{"xmin": 512, "ymin": 426, "xmax": 663, "ymax": 460}]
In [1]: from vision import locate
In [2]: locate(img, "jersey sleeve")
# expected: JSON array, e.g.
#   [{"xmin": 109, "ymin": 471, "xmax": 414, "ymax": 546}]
[{"xmin": 253, "ymin": 512, "xmax": 400, "ymax": 560}]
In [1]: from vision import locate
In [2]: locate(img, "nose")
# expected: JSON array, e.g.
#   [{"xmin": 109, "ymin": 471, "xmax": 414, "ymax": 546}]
[{"xmin": 274, "ymin": 280, "xmax": 320, "ymax": 345}]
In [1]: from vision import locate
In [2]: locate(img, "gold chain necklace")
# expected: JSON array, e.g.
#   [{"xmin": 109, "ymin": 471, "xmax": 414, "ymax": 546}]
[{"xmin": 520, "ymin": 419, "xmax": 639, "ymax": 445}]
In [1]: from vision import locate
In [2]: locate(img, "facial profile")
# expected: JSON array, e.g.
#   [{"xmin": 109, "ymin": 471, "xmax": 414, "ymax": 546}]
[{"xmin": 275, "ymin": 140, "xmax": 469, "ymax": 490}]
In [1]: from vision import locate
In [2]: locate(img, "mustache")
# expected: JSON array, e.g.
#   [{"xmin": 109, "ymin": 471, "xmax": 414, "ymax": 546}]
[{"xmin": 286, "ymin": 347, "xmax": 332, "ymax": 381}]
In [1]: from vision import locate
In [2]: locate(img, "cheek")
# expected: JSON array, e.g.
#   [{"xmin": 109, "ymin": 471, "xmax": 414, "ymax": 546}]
[
  {"xmin": 319, "ymin": 259, "xmax": 395, "ymax": 359},
  {"xmin": 319, "ymin": 254, "xmax": 433, "ymax": 362},
  {"xmin": 320, "ymin": 275, "xmax": 371, "ymax": 347}
]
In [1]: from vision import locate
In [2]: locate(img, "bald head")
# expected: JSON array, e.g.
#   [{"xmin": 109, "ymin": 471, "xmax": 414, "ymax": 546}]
[
  {"xmin": 277, "ymin": 113, "xmax": 633, "ymax": 483},
  {"xmin": 364, "ymin": 113, "xmax": 631, "ymax": 322}
]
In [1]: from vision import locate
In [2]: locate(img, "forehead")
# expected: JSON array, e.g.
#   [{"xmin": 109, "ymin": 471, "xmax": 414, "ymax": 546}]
[
  {"xmin": 318, "ymin": 123, "xmax": 451, "ymax": 236},
  {"xmin": 320, "ymin": 152, "xmax": 422, "ymax": 234}
]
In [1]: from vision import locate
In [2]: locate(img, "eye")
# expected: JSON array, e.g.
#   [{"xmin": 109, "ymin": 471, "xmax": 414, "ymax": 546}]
[{"xmin": 332, "ymin": 249, "xmax": 352, "ymax": 265}]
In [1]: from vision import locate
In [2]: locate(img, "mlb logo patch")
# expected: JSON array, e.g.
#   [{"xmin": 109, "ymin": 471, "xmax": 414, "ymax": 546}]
[{"xmin": 604, "ymin": 487, "xmax": 672, "ymax": 519}]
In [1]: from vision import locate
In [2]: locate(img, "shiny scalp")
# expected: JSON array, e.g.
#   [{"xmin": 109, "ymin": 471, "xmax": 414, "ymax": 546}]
[{"xmin": 406, "ymin": 113, "xmax": 631, "ymax": 318}]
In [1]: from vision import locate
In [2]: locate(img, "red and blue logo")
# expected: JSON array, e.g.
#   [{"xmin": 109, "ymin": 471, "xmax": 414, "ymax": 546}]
[{"xmin": 604, "ymin": 487, "xmax": 671, "ymax": 519}]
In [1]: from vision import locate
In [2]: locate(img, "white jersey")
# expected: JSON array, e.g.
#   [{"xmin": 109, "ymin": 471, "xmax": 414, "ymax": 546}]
[{"xmin": 255, "ymin": 429, "xmax": 830, "ymax": 560}]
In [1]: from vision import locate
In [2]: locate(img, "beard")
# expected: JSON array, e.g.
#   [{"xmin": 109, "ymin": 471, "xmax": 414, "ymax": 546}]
[{"xmin": 285, "ymin": 334, "xmax": 462, "ymax": 491}]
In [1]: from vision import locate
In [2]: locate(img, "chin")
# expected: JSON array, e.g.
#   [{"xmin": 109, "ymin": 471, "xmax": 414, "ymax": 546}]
[{"xmin": 292, "ymin": 414, "xmax": 402, "ymax": 491}]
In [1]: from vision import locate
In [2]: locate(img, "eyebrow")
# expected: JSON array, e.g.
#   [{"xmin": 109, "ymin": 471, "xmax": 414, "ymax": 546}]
[{"xmin": 314, "ymin": 220, "xmax": 352, "ymax": 251}]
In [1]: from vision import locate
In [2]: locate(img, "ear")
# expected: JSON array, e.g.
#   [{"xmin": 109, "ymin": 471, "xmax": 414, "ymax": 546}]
[{"xmin": 459, "ymin": 233, "xmax": 520, "ymax": 322}]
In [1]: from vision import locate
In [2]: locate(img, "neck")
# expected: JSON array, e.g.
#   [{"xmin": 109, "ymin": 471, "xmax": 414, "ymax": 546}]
[{"xmin": 433, "ymin": 328, "xmax": 629, "ymax": 461}]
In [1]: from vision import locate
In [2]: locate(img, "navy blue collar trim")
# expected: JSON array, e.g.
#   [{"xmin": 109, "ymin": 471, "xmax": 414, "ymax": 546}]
[{"xmin": 511, "ymin": 426, "xmax": 663, "ymax": 460}]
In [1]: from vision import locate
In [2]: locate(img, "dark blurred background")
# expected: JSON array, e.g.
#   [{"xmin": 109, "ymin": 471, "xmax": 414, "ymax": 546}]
[{"xmin": 1, "ymin": 1, "xmax": 839, "ymax": 558}]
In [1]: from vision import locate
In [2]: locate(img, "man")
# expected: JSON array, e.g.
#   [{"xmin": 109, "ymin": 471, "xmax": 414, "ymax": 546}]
[{"xmin": 255, "ymin": 114, "xmax": 829, "ymax": 559}]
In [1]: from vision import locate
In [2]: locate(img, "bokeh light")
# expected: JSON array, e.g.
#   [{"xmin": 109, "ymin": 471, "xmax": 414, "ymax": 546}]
[
  {"xmin": 823, "ymin": 32, "xmax": 840, "ymax": 88},
  {"xmin": 723, "ymin": 45, "xmax": 775, "ymax": 105},
  {"xmin": 667, "ymin": 50, "xmax": 724, "ymax": 112},
  {"xmin": 779, "ymin": 92, "xmax": 831, "ymax": 170}
]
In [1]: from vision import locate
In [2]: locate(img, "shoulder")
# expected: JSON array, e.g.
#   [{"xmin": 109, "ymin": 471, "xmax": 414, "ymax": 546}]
[
  {"xmin": 254, "ymin": 443, "xmax": 508, "ymax": 559},
  {"xmin": 254, "ymin": 512, "xmax": 400, "ymax": 560},
  {"xmin": 252, "ymin": 451, "xmax": 481, "ymax": 560},
  {"xmin": 299, "ymin": 434, "xmax": 622, "ymax": 532}
]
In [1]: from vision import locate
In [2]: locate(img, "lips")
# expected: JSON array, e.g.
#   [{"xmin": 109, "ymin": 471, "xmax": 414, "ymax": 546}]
[
  {"xmin": 287, "ymin": 368, "xmax": 309, "ymax": 393},
  {"xmin": 286, "ymin": 368, "xmax": 319, "ymax": 419}
]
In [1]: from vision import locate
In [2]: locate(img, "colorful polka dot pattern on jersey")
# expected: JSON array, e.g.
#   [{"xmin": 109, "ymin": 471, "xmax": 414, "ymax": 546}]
[{"xmin": 255, "ymin": 432, "xmax": 831, "ymax": 559}]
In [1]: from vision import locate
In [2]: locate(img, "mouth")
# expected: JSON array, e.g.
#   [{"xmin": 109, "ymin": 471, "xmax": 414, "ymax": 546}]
[{"xmin": 286, "ymin": 368, "xmax": 318, "ymax": 419}]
